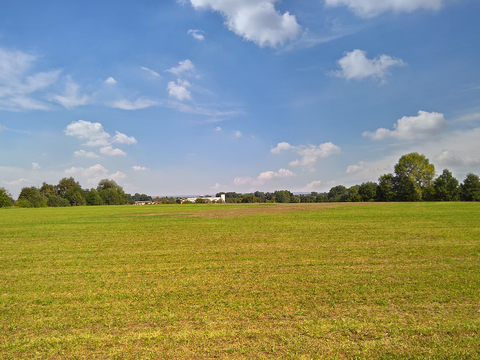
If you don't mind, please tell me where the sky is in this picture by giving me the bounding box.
[1,0,480,198]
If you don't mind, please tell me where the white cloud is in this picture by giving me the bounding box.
[272,141,341,169]
[133,166,149,171]
[188,0,301,48]
[210,182,223,189]
[4,178,29,186]
[0,46,60,111]
[346,162,365,174]
[271,142,293,154]
[110,171,127,181]
[32,163,41,170]
[234,130,242,138]
[141,67,161,78]
[455,112,480,123]
[215,126,222,131]
[332,49,404,83]
[166,60,195,76]
[325,0,444,17]
[113,131,137,145]
[65,120,111,147]
[234,168,295,187]
[434,150,480,168]
[65,120,136,156]
[110,97,160,110]
[363,111,448,141]
[51,78,92,109]
[99,146,126,156]
[105,77,117,85]
[74,150,100,158]
[188,29,205,41]
[167,79,192,101]
[65,164,109,184]
[303,180,322,190]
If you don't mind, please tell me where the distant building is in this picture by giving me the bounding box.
[184,194,225,203]
[135,201,154,205]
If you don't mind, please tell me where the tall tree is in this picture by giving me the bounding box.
[0,187,13,208]
[393,152,435,201]
[376,174,396,202]
[459,173,480,201]
[358,182,378,202]
[434,169,459,201]
[18,186,47,208]
[57,177,81,198]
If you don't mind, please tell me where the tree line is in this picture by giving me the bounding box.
[1,152,480,208]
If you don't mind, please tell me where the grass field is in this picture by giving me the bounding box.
[1,202,479,359]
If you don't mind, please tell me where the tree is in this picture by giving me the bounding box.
[434,169,459,201]
[328,185,349,202]
[18,186,47,208]
[66,188,86,206]
[394,152,435,201]
[459,173,480,201]
[57,177,81,198]
[40,182,56,198]
[47,195,71,207]
[376,174,396,202]
[358,182,378,202]
[97,179,127,205]
[0,187,13,208]
[85,189,104,206]
[241,193,257,203]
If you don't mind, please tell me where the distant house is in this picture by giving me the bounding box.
[134,201,154,205]
[183,194,226,203]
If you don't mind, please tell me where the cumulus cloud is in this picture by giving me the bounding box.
[141,67,161,78]
[74,150,100,158]
[65,164,110,184]
[32,163,41,170]
[434,150,480,168]
[234,130,242,138]
[0,46,60,111]
[65,120,111,147]
[234,168,295,186]
[113,131,137,145]
[99,146,126,156]
[5,178,29,186]
[304,180,322,190]
[166,60,195,76]
[272,141,341,169]
[133,166,149,171]
[65,120,136,156]
[110,171,127,180]
[332,49,404,83]
[105,77,117,85]
[210,182,223,189]
[325,0,444,17]
[188,29,205,41]
[167,79,192,101]
[110,97,160,110]
[188,0,301,48]
[363,111,448,141]
[346,162,365,174]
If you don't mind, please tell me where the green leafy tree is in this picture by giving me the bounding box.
[328,185,349,202]
[40,182,56,198]
[47,195,71,207]
[393,152,435,201]
[85,189,104,206]
[434,169,459,201]
[57,177,81,198]
[459,173,480,201]
[66,188,86,206]
[376,174,396,201]
[18,186,47,208]
[358,182,378,202]
[0,187,13,208]
[241,193,257,203]
[97,179,127,205]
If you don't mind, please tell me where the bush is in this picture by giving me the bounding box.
[48,195,71,207]
[15,199,32,208]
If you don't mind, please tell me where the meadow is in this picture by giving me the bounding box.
[0,202,479,359]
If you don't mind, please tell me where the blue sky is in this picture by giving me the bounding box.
[1,0,480,197]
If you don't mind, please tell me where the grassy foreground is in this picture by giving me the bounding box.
[0,203,479,359]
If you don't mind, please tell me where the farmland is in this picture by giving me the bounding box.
[1,203,479,359]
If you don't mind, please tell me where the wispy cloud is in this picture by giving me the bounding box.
[188,29,205,41]
[141,67,161,78]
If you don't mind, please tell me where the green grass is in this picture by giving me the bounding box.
[0,202,479,359]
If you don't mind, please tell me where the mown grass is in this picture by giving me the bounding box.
[0,202,479,359]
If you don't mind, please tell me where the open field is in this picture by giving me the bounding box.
[1,202,479,359]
